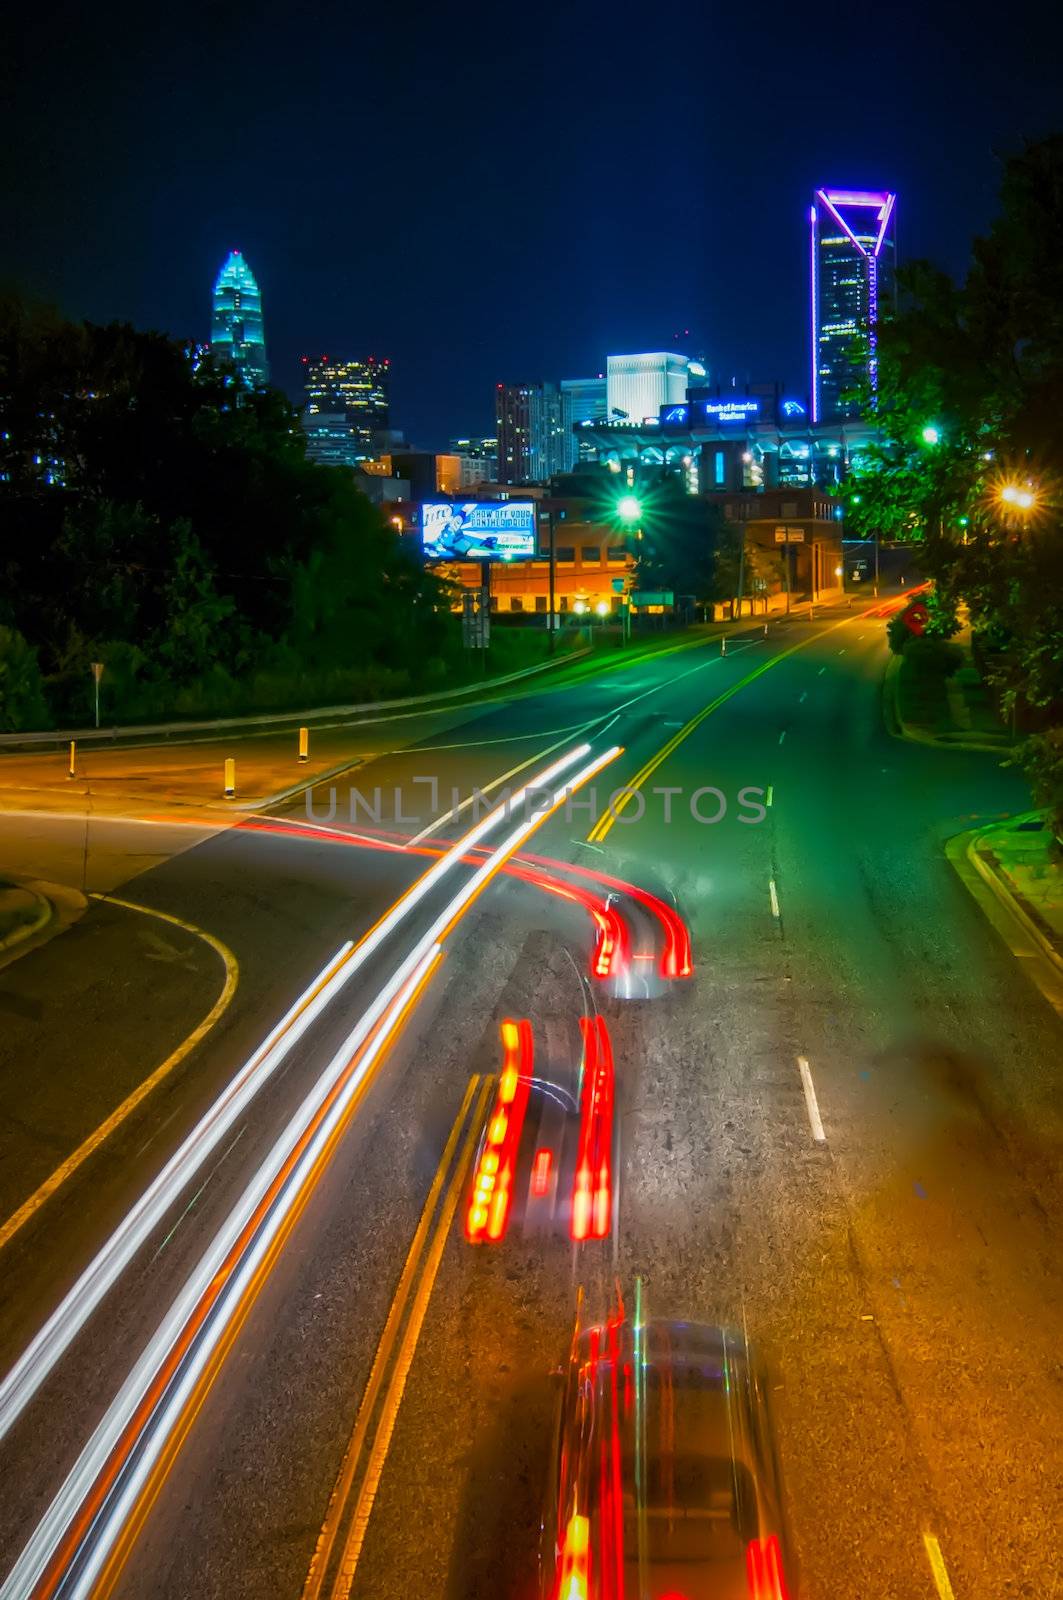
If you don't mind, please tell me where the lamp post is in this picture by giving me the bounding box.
[616,495,642,647]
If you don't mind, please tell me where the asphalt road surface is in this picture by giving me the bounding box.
[0,591,1059,1600]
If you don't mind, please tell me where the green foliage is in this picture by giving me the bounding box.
[634,477,727,601]
[845,135,1063,767]
[0,626,50,732]
[886,612,911,656]
[0,291,449,725]
[1016,729,1063,838]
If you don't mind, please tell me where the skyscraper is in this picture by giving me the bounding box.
[300,355,390,465]
[210,251,269,388]
[810,188,897,422]
[560,376,607,469]
[495,381,566,484]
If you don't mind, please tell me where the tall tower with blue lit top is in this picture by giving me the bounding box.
[210,250,269,388]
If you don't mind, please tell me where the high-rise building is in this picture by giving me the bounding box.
[301,355,390,464]
[605,353,695,426]
[450,437,499,487]
[810,188,897,422]
[495,382,566,484]
[560,377,607,469]
[210,251,269,388]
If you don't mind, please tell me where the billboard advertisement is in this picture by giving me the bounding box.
[422,500,537,562]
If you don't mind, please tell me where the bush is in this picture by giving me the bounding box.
[1017,729,1063,840]
[904,635,965,676]
[0,626,51,731]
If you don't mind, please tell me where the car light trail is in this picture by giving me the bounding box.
[465,1020,533,1243]
[0,741,597,1447]
[1,742,621,1600]
[3,941,440,1600]
[571,1015,615,1242]
[246,820,692,984]
[746,1533,790,1598]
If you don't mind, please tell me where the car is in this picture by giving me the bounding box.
[541,1307,793,1599]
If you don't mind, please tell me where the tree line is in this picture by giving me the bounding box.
[0,294,450,730]
[841,135,1063,830]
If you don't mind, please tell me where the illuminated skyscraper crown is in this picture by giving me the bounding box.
[210,250,269,388]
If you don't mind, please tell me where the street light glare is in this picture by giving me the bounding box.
[921,424,941,445]
[617,495,642,523]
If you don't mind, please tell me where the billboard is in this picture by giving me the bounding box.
[422,500,537,562]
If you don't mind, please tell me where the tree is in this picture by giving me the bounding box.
[839,136,1063,807]
[634,477,727,601]
[0,627,50,732]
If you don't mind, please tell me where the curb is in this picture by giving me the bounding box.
[0,884,53,957]
[945,822,1063,1017]
[964,814,1063,972]
[882,653,1014,755]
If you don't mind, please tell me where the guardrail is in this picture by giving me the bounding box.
[0,647,591,753]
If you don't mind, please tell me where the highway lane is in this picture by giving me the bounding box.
[0,618,822,1593]
[3,597,1058,1598]
[0,630,771,1593]
[281,609,1059,1600]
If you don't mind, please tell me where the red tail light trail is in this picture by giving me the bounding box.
[465,1019,532,1244]
[571,1016,615,1242]
[746,1534,790,1599]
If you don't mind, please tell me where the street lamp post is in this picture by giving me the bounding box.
[545,506,557,653]
[616,495,642,648]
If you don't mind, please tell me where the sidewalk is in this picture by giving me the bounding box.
[971,812,1063,959]
[947,812,1063,1017]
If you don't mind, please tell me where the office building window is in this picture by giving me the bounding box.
[510,596,523,611]
[555,547,575,563]
[534,595,547,612]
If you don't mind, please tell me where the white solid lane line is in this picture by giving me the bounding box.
[769,880,780,919]
[0,740,595,1444]
[797,1056,827,1143]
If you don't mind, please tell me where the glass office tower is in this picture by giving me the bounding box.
[810,189,896,422]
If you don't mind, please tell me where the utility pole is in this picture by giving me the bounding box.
[547,507,556,653]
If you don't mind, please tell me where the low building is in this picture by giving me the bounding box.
[704,487,844,600]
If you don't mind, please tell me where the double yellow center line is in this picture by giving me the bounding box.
[587,616,852,844]
[301,1074,492,1600]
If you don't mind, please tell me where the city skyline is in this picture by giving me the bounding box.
[6,0,1059,450]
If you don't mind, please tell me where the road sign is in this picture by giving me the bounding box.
[903,600,930,636]
[611,577,626,594]
[629,591,674,606]
[774,527,805,543]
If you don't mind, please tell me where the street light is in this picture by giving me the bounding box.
[921,424,942,446]
[617,495,642,523]
[595,600,610,617]
[999,482,1036,511]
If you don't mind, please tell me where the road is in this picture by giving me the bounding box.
[0,591,1059,1600]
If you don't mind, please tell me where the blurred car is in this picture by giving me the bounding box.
[541,1311,793,1599]
[464,1015,619,1246]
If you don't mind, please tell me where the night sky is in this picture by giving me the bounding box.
[5,0,1061,448]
